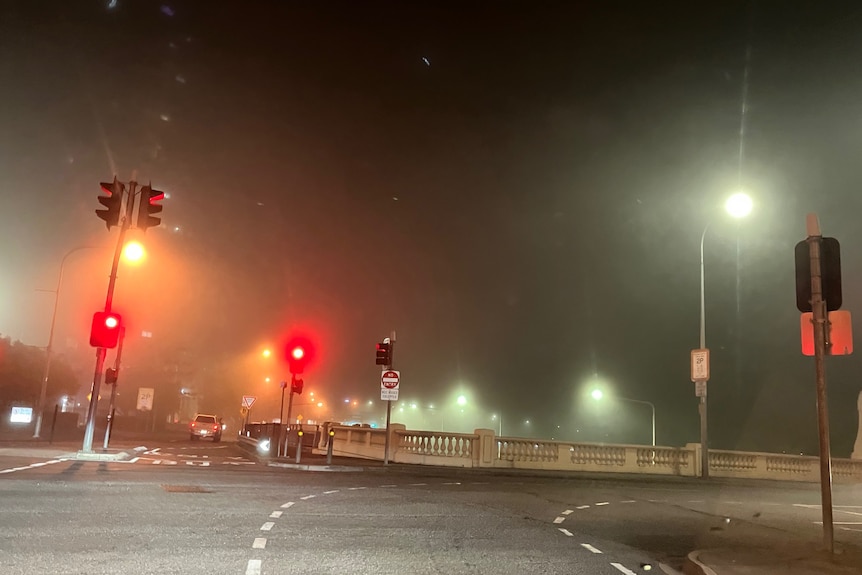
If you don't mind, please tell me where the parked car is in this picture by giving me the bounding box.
[189,414,222,442]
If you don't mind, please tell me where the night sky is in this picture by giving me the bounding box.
[3,1,862,454]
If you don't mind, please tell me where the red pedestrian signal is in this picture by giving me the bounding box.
[96,178,125,230]
[137,184,165,231]
[89,311,123,349]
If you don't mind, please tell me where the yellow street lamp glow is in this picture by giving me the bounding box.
[725,192,753,219]
[262,349,272,358]
[122,241,145,262]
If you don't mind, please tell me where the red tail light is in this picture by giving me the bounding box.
[212,425,219,431]
[191,422,196,428]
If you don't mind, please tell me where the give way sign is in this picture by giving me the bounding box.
[380,370,400,401]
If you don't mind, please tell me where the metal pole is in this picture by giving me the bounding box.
[278,382,286,456]
[699,224,710,479]
[103,326,125,449]
[83,180,135,453]
[807,213,834,554]
[295,431,303,464]
[35,246,100,438]
[383,330,395,466]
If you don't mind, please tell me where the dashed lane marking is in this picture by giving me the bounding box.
[575,505,590,510]
[558,528,573,537]
[581,543,602,554]
[595,502,609,506]
[610,563,638,574]
[252,538,266,549]
[323,490,339,494]
[269,511,282,519]
[260,522,274,531]
[553,516,566,524]
[561,510,573,515]
[300,495,316,500]
[245,559,261,575]
[280,502,294,509]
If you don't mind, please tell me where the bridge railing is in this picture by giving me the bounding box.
[312,424,862,482]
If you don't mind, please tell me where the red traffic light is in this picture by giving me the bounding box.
[89,311,123,349]
[291,346,305,360]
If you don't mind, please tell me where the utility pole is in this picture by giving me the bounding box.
[82,180,136,453]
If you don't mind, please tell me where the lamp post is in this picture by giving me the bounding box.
[491,414,503,436]
[698,191,752,478]
[590,389,656,446]
[34,246,104,438]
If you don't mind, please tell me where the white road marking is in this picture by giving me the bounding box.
[442,482,461,485]
[409,483,428,486]
[576,505,590,510]
[581,544,603,554]
[348,487,367,490]
[558,528,573,537]
[561,509,573,515]
[300,495,316,500]
[185,461,210,466]
[269,511,282,518]
[595,502,609,506]
[252,538,267,549]
[620,500,636,503]
[688,500,704,503]
[28,462,48,467]
[260,522,275,531]
[323,490,339,494]
[380,484,398,488]
[553,517,566,524]
[127,457,140,463]
[610,563,638,574]
[245,559,261,575]
[281,502,295,509]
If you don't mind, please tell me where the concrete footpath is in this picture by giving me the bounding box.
[684,543,862,575]
[4,437,862,574]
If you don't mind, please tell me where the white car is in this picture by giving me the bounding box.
[189,414,223,442]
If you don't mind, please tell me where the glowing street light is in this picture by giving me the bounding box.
[456,395,467,407]
[591,388,656,447]
[262,349,272,358]
[698,191,753,478]
[122,240,145,262]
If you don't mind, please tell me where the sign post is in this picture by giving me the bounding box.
[381,331,396,466]
[690,348,710,478]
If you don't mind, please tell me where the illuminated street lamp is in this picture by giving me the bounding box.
[456,395,467,407]
[262,348,272,358]
[121,240,145,262]
[698,191,753,477]
[591,388,656,446]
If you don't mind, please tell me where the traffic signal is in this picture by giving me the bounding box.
[96,178,125,230]
[89,311,123,349]
[290,375,304,395]
[105,367,119,385]
[287,345,307,375]
[137,184,165,231]
[376,341,391,366]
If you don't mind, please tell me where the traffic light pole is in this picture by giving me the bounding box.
[82,181,136,453]
[383,330,396,466]
[102,327,126,449]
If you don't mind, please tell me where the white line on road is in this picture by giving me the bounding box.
[245,559,261,575]
[348,487,367,490]
[252,538,267,549]
[260,522,275,531]
[562,509,573,515]
[281,502,295,509]
[610,562,638,574]
[269,511,282,518]
[442,482,461,485]
[553,517,566,524]
[688,500,704,503]
[323,490,339,494]
[595,502,609,506]
[620,500,636,503]
[581,544,602,554]
[576,505,590,510]
[558,528,573,537]
[300,495,316,500]
[409,483,428,486]
[380,484,398,488]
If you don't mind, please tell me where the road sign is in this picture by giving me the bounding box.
[381,370,400,401]
[801,310,853,356]
[137,388,155,411]
[695,381,707,397]
[242,395,257,409]
[690,349,709,382]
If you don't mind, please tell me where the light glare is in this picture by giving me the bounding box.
[725,192,753,219]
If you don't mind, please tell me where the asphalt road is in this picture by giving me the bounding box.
[1,437,861,575]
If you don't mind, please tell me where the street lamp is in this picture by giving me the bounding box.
[34,246,106,438]
[698,191,752,478]
[591,388,656,446]
[491,413,503,436]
